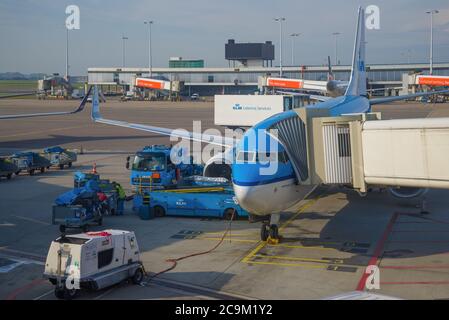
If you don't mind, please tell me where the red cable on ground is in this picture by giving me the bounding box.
[146,210,236,281]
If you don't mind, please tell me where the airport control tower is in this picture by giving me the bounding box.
[225,39,275,68]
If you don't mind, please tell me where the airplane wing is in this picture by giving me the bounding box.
[0,86,92,120]
[91,86,236,147]
[276,90,332,102]
[369,89,449,105]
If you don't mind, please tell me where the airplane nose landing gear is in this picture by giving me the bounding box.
[260,213,281,244]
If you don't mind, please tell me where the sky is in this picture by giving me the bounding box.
[0,0,448,75]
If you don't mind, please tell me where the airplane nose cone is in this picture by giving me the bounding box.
[233,183,269,215]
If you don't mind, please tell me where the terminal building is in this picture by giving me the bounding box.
[87,40,449,96]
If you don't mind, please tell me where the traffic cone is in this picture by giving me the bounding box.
[92,162,97,174]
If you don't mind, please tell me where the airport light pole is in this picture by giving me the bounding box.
[332,32,341,66]
[290,33,301,66]
[274,17,286,77]
[426,10,439,75]
[65,27,69,80]
[122,35,129,68]
[144,20,154,77]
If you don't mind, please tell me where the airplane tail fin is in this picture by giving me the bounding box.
[344,7,367,97]
[327,56,334,81]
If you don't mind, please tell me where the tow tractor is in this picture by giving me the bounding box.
[52,172,119,232]
[43,230,144,299]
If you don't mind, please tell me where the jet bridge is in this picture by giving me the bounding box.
[293,109,449,193]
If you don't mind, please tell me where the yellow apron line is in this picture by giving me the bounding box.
[241,242,266,263]
[242,259,327,269]
[240,197,321,264]
[278,196,321,232]
[253,254,343,265]
[267,242,341,250]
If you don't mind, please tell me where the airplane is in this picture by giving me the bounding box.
[0,86,92,120]
[268,56,347,99]
[277,55,403,102]
[90,7,449,241]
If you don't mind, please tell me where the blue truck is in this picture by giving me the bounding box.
[145,186,249,220]
[126,145,203,191]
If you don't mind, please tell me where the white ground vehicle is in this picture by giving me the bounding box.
[43,229,144,299]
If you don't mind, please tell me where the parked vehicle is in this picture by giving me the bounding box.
[42,146,77,169]
[52,190,103,233]
[43,230,144,299]
[11,151,51,175]
[127,144,203,191]
[0,157,19,180]
[146,186,249,220]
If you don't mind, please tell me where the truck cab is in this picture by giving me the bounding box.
[126,145,202,191]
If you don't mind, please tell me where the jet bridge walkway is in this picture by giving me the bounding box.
[288,109,449,193]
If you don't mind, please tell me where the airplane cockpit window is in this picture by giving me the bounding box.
[256,151,289,163]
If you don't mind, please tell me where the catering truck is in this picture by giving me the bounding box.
[214,94,304,128]
[126,145,203,191]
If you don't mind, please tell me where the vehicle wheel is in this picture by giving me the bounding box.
[15,171,21,176]
[260,223,269,241]
[59,164,64,170]
[132,267,144,284]
[40,167,45,173]
[269,225,279,240]
[68,162,73,168]
[153,206,166,217]
[29,169,35,175]
[54,287,65,299]
[6,173,12,180]
[63,288,78,300]
[59,225,66,233]
[223,208,237,221]
[82,225,89,232]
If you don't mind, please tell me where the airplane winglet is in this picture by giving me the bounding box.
[72,86,93,114]
[91,85,101,121]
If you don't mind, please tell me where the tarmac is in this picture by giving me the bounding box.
[1,98,449,300]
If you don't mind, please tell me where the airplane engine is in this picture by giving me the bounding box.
[326,80,347,97]
[388,187,428,199]
[203,149,233,181]
[326,80,338,94]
